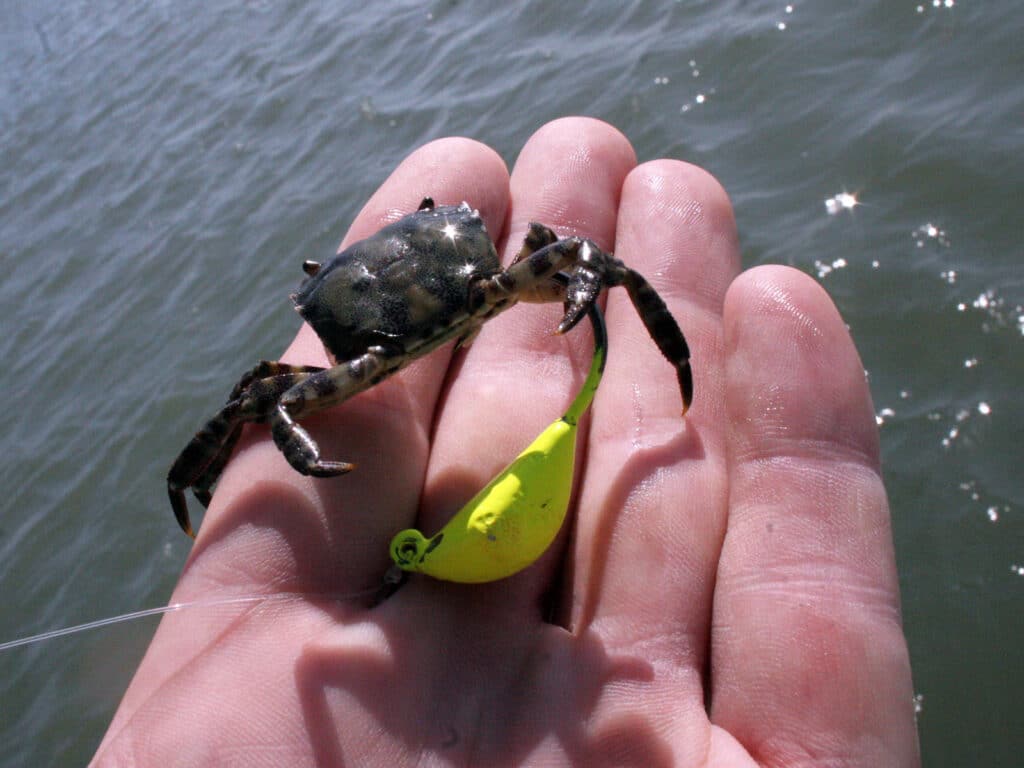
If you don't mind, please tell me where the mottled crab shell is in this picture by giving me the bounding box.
[291,203,500,364]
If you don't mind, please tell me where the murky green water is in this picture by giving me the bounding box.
[1,1,1021,765]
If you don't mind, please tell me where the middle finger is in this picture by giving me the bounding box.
[408,117,638,612]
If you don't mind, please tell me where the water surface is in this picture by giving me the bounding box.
[1,2,1021,765]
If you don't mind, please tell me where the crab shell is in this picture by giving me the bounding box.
[292,203,500,365]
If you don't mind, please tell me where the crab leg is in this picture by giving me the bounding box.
[484,237,609,311]
[227,361,326,401]
[484,236,693,414]
[190,362,327,506]
[268,345,407,478]
[167,363,324,537]
[510,222,559,266]
[620,266,693,413]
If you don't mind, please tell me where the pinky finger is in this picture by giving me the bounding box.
[710,266,920,767]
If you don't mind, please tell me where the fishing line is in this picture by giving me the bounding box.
[0,588,375,653]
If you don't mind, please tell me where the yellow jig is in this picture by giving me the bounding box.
[388,304,607,583]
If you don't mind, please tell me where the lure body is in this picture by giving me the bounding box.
[389,303,606,583]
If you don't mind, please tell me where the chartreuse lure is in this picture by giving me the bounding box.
[388,304,607,583]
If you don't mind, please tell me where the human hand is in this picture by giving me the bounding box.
[94,118,919,766]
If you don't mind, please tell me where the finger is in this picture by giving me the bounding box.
[564,161,740,752]
[711,266,919,765]
[411,117,636,609]
[180,138,510,598]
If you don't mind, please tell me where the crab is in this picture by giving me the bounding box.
[168,198,692,538]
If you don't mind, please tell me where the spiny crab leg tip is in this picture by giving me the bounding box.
[678,363,694,418]
[174,508,195,538]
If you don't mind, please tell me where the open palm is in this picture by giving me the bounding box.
[94,118,918,767]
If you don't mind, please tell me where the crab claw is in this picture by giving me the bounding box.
[556,265,602,335]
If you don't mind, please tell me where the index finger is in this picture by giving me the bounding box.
[178,138,510,598]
